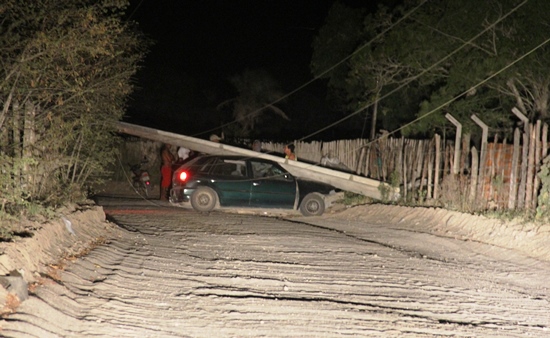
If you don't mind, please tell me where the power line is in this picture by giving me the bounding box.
[182,0,536,174]
[303,2,549,165]
[263,35,550,178]
[194,0,429,138]
[126,0,146,21]
[392,36,550,140]
[253,0,542,171]
[298,0,529,143]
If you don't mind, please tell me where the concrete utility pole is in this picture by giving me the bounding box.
[445,114,462,175]
[471,114,489,199]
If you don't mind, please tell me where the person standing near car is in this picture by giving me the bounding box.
[177,146,190,163]
[209,134,222,143]
[160,143,175,201]
[284,143,297,161]
[252,139,262,152]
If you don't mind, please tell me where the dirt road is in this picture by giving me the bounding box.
[1,197,549,337]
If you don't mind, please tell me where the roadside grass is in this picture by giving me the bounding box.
[338,191,371,206]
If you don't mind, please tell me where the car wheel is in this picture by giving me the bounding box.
[191,186,218,212]
[299,193,325,216]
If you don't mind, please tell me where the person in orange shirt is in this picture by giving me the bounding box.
[160,143,175,201]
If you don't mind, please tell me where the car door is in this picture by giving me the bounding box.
[248,160,296,208]
[209,159,252,207]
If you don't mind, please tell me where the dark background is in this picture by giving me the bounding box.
[125,1,376,141]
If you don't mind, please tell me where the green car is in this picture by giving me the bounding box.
[170,155,336,216]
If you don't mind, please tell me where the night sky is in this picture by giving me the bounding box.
[125,1,372,141]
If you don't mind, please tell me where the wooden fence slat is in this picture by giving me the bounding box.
[525,124,536,209]
[508,128,520,209]
[543,124,548,160]
[517,128,529,208]
[403,140,409,198]
[443,141,449,177]
[434,134,441,200]
[494,134,498,201]
[470,146,479,202]
[461,133,470,175]
[496,138,505,207]
[413,140,424,195]
[427,138,434,199]
[533,120,542,209]
[420,140,429,194]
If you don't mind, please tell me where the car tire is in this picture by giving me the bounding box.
[299,193,325,216]
[191,186,218,212]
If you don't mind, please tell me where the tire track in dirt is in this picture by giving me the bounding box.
[2,206,549,337]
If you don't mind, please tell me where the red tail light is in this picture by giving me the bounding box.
[178,171,188,182]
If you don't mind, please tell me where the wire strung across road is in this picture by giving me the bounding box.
[195,0,429,140]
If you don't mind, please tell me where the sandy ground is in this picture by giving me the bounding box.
[0,182,549,316]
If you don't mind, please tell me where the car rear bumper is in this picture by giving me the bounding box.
[170,186,195,203]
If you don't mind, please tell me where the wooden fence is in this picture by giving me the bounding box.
[263,121,549,212]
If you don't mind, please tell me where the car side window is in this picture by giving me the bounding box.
[208,159,224,176]
[210,159,247,177]
[251,161,271,178]
[251,161,289,180]
[270,166,286,178]
[229,160,247,177]
[188,157,217,173]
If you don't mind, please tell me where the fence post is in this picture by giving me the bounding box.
[533,120,542,209]
[490,134,499,200]
[470,146,479,202]
[508,128,521,209]
[434,134,441,200]
[512,107,530,133]
[356,143,366,175]
[471,115,488,201]
[427,138,434,199]
[543,123,548,160]
[525,124,537,209]
[512,107,529,209]
[445,114,462,175]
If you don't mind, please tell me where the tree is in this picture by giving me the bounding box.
[311,0,550,138]
[404,0,550,136]
[0,0,147,212]
[311,2,427,139]
[217,69,290,139]
[310,2,366,112]
[483,0,550,121]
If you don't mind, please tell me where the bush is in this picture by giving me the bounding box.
[0,0,147,238]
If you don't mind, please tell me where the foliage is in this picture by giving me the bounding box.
[310,3,366,97]
[378,170,401,202]
[217,69,290,138]
[0,156,56,241]
[339,191,370,206]
[311,0,550,139]
[0,0,147,223]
